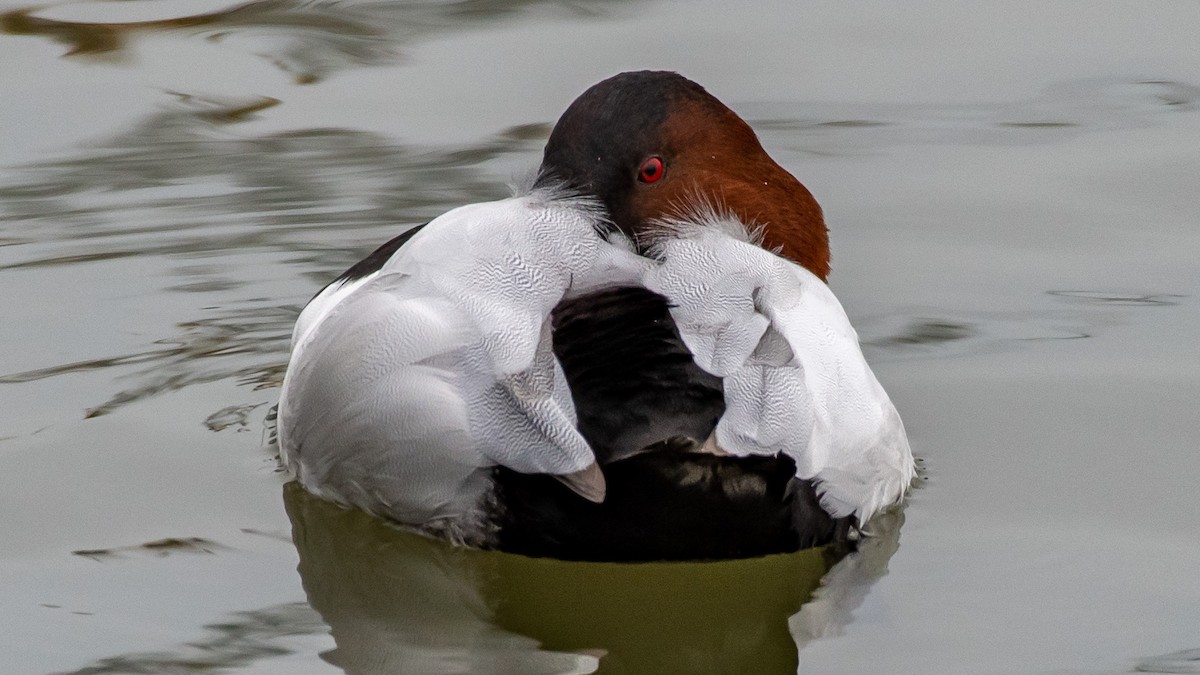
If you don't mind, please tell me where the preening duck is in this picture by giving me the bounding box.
[278,71,913,561]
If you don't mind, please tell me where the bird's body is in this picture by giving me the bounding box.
[277,71,914,560]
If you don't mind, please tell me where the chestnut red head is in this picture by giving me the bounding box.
[537,71,830,280]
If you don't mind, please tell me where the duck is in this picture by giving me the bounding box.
[277,71,914,562]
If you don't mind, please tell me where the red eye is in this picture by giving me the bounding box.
[638,156,665,183]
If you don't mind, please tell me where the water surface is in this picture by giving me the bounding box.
[3,1,1200,673]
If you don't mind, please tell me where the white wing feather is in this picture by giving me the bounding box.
[279,189,644,524]
[643,216,914,523]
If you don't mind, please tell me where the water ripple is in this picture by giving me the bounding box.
[1,95,546,417]
[1,0,633,83]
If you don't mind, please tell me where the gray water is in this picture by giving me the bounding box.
[3,1,1199,673]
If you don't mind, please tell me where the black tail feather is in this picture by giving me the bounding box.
[492,449,854,562]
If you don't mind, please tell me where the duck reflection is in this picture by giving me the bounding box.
[284,482,905,674]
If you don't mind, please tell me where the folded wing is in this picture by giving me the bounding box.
[279,189,642,522]
[643,216,914,523]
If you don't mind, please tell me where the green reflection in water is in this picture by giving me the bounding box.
[284,482,847,674]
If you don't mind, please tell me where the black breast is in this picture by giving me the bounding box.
[550,286,724,464]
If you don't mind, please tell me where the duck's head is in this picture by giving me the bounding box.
[537,70,830,280]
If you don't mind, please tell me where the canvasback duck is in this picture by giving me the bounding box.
[278,71,913,561]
